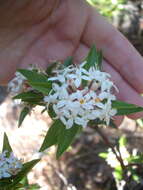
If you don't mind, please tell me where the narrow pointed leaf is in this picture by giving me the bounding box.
[128,155,143,163]
[84,45,97,70]
[18,69,52,94]
[99,152,108,159]
[63,56,73,67]
[84,45,102,70]
[48,105,56,119]
[97,50,103,70]
[119,136,127,147]
[13,91,43,103]
[14,183,24,189]
[8,159,40,188]
[39,120,62,152]
[0,179,13,188]
[56,124,82,159]
[29,81,52,94]
[18,69,47,82]
[114,168,123,181]
[18,107,30,127]
[21,177,29,186]
[112,100,143,115]
[2,133,13,156]
[46,62,58,76]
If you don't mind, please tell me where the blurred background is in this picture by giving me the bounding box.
[0,0,143,189]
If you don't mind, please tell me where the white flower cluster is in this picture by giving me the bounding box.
[8,66,34,96]
[106,146,130,169]
[106,147,138,190]
[44,62,117,129]
[8,72,26,96]
[106,147,138,169]
[0,151,22,179]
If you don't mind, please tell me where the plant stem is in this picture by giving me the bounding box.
[94,125,126,170]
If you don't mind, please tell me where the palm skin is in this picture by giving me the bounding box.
[0,0,143,124]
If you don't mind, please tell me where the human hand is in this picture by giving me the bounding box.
[0,0,143,123]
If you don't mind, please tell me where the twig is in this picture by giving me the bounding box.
[94,125,126,170]
[48,163,77,190]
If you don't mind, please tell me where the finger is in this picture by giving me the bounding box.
[74,43,89,63]
[82,5,143,93]
[103,61,143,120]
[113,116,124,126]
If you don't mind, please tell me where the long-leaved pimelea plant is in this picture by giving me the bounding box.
[0,133,40,190]
[7,45,143,159]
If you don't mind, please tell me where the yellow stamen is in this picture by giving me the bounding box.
[95,98,101,103]
[80,99,85,104]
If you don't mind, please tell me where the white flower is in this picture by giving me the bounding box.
[106,146,130,169]
[50,83,69,100]
[99,101,117,125]
[8,65,39,96]
[71,90,94,110]
[44,93,58,105]
[106,148,118,168]
[48,75,66,83]
[67,64,90,88]
[44,63,118,129]
[101,80,115,92]
[85,110,102,120]
[62,115,74,129]
[0,151,22,179]
[88,67,110,82]
[75,117,88,128]
[8,72,26,96]
[98,92,116,101]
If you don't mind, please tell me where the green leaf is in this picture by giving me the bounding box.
[84,45,102,70]
[114,165,123,181]
[29,81,52,94]
[20,177,40,189]
[128,155,143,163]
[132,174,140,183]
[2,133,13,156]
[112,100,143,115]
[0,178,12,188]
[18,69,47,83]
[13,91,43,103]
[97,50,103,70]
[128,167,140,182]
[46,62,58,76]
[56,124,82,159]
[14,183,24,189]
[20,177,29,186]
[99,152,108,159]
[26,184,40,189]
[48,105,56,119]
[84,45,96,70]
[18,69,52,94]
[39,120,62,152]
[119,135,127,148]
[63,56,73,67]
[18,107,30,127]
[8,159,40,188]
